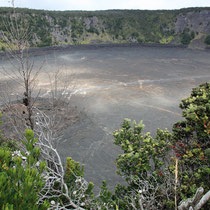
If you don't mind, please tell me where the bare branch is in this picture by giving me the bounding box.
[178,187,210,210]
[195,190,210,210]
[34,108,90,209]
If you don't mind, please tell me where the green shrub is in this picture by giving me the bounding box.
[0,127,49,209]
[205,35,210,45]
[171,83,210,199]
[181,33,191,45]
[113,120,171,178]
[113,82,210,209]
[113,119,173,208]
[1,46,6,51]
[180,28,195,45]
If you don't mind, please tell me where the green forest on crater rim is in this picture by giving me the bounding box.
[0,7,210,49]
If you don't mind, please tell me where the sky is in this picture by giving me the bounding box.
[0,0,210,11]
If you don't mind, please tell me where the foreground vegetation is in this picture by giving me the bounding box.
[0,82,209,209]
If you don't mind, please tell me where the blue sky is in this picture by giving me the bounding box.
[0,0,210,11]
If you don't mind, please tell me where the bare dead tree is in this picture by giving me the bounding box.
[34,108,92,209]
[0,0,43,131]
[45,56,76,109]
[27,56,78,148]
[122,173,174,210]
[0,2,89,209]
[178,187,210,210]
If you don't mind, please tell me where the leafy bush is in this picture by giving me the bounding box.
[113,120,174,209]
[205,35,210,45]
[113,82,210,209]
[0,128,49,209]
[171,83,210,199]
[113,120,171,178]
[180,28,195,45]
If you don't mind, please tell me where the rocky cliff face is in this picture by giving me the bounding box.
[0,7,210,49]
[175,10,210,34]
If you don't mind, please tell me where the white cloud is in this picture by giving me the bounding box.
[0,0,209,10]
